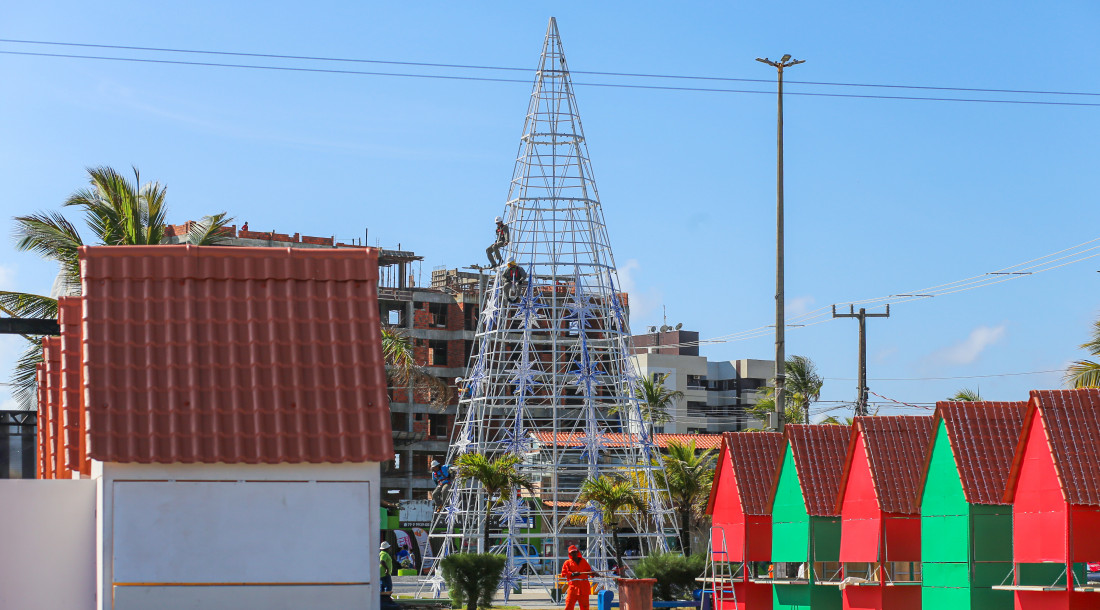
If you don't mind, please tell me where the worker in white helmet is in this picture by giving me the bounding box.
[486,215,509,268]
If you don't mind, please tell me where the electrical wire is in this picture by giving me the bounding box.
[656,236,1100,350]
[826,369,1063,381]
[3,45,1100,107]
[3,38,1100,99]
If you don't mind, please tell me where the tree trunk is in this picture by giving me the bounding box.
[483,495,493,553]
[679,506,692,555]
[612,527,624,577]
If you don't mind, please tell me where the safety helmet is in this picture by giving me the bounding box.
[380,541,391,550]
[568,545,580,554]
[495,216,503,223]
[506,260,517,267]
[431,460,441,468]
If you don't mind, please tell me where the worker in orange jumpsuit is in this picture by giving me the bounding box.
[561,545,596,610]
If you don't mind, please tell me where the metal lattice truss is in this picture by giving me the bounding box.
[424,18,671,598]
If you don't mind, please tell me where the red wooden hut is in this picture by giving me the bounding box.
[999,389,1100,608]
[835,416,933,610]
[705,431,785,610]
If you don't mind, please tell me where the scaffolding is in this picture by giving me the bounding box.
[423,17,671,599]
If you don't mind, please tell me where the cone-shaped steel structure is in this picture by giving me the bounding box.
[423,17,671,598]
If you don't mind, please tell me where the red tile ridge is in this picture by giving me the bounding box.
[1003,389,1100,506]
[922,400,1027,506]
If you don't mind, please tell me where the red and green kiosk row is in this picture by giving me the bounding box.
[704,388,1100,610]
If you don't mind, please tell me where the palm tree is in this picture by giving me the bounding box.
[820,414,855,426]
[381,325,454,408]
[611,373,684,435]
[948,388,982,401]
[1065,319,1100,388]
[5,166,231,409]
[653,440,716,555]
[571,474,650,572]
[453,453,534,552]
[748,355,824,424]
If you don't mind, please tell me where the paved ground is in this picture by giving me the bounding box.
[391,575,570,609]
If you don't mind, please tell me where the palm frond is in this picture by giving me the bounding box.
[0,292,58,319]
[11,338,44,410]
[186,212,234,246]
[12,211,84,284]
[1065,359,1100,389]
[948,388,982,401]
[1079,319,1100,357]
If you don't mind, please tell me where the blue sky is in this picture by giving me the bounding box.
[2,2,1099,416]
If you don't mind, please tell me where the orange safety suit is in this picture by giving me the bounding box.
[561,556,593,610]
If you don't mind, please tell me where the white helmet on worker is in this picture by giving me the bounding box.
[380,541,390,550]
[495,216,503,223]
[431,460,441,468]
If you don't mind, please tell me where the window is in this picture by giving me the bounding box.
[429,414,449,438]
[428,340,448,366]
[429,302,449,327]
[686,375,707,389]
[464,305,479,330]
[687,401,707,415]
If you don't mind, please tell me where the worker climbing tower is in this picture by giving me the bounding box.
[424,17,671,598]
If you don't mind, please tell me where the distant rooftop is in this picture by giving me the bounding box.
[163,221,422,267]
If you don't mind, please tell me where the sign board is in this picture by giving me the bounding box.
[399,499,434,527]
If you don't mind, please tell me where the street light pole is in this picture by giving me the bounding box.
[757,54,804,432]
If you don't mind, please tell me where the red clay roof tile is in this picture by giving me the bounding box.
[80,245,393,465]
[41,336,67,479]
[853,415,934,514]
[1009,389,1100,506]
[58,297,86,475]
[935,401,1026,505]
[786,424,851,516]
[722,431,785,516]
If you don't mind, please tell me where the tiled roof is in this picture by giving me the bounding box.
[531,431,722,449]
[935,401,1026,505]
[785,424,851,516]
[847,416,934,514]
[1004,389,1100,506]
[80,245,393,465]
[58,297,87,475]
[39,337,66,479]
[722,431,785,516]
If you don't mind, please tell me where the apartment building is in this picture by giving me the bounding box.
[631,329,771,433]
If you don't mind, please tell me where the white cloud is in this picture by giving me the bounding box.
[617,258,663,324]
[786,295,815,318]
[930,324,1007,366]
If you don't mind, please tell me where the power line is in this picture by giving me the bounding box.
[826,369,1064,381]
[3,47,1100,108]
[660,237,1100,350]
[3,38,1099,99]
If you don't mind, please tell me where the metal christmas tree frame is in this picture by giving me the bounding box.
[424,17,671,598]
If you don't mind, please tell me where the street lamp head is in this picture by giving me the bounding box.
[755,57,769,64]
[781,54,792,62]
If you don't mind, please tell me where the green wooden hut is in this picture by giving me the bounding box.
[770,424,851,610]
[919,401,1026,608]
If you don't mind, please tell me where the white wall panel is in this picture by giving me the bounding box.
[111,480,372,584]
[0,479,96,610]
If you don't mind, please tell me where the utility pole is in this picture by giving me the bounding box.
[832,304,891,416]
[757,54,804,432]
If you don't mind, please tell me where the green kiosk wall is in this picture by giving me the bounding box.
[919,403,1025,609]
[771,425,849,610]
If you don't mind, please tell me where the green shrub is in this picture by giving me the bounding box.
[633,553,706,601]
[440,553,507,610]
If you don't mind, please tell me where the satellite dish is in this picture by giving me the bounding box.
[660,325,671,332]
[648,326,657,333]
[675,323,683,330]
